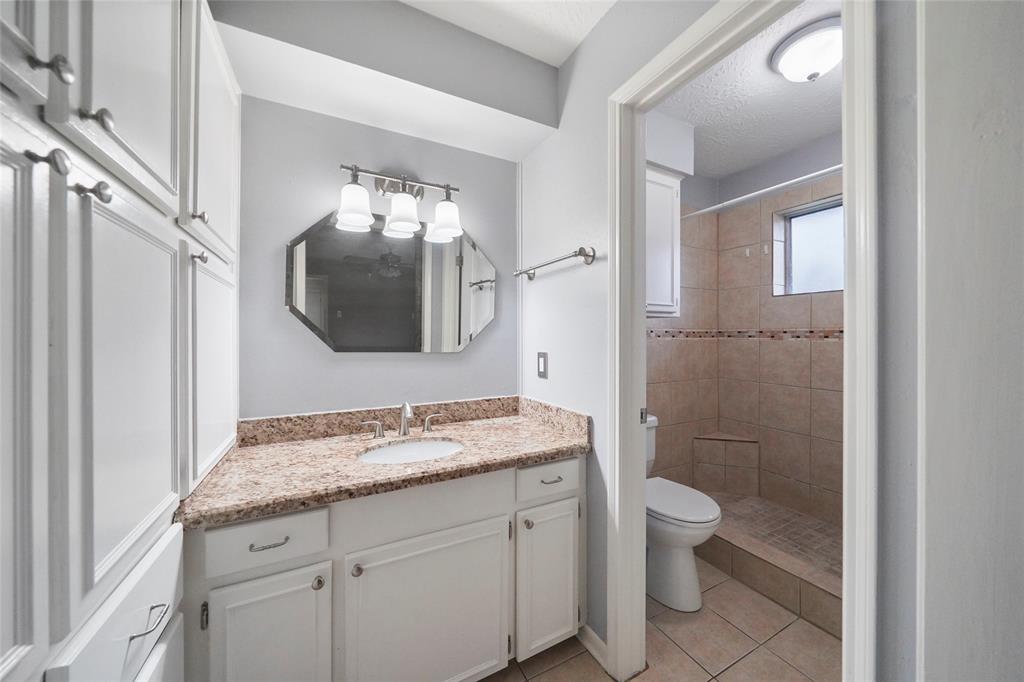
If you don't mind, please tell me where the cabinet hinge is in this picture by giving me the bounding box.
[200,601,209,631]
[578,606,581,624]
[578,501,581,518]
[508,635,512,655]
[509,520,513,540]
[456,255,464,267]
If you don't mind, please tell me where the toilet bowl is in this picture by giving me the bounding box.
[644,416,722,612]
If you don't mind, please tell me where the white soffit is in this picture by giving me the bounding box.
[402,0,615,67]
[217,22,556,162]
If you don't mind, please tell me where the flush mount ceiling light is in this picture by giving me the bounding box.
[769,15,842,83]
[338,163,462,240]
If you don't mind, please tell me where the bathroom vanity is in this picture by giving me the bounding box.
[176,400,590,681]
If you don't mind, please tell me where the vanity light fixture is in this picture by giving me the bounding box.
[769,15,842,83]
[338,163,462,240]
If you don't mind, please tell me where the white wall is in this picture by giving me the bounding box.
[238,97,518,418]
[645,110,694,176]
[716,130,841,202]
[520,0,715,641]
[917,1,1024,678]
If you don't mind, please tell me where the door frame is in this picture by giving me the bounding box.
[604,2,877,680]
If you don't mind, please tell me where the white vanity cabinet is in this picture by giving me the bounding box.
[45,0,182,216]
[344,516,511,682]
[179,0,240,263]
[0,0,57,105]
[208,562,333,682]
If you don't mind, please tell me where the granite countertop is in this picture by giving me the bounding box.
[176,407,591,530]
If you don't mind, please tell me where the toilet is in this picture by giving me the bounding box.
[645,415,722,612]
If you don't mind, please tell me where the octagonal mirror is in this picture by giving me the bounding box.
[286,212,496,352]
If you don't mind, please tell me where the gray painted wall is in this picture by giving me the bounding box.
[716,130,841,202]
[210,0,557,127]
[520,0,716,642]
[646,110,694,176]
[681,174,719,211]
[238,96,518,418]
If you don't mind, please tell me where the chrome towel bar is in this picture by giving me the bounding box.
[515,246,596,280]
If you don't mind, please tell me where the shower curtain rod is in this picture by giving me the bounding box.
[681,164,843,220]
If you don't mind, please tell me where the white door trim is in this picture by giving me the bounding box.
[604,2,877,680]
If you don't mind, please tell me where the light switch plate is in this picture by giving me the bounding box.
[537,352,548,379]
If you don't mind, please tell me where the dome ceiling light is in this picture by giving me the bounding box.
[769,15,842,83]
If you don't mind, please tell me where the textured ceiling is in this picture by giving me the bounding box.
[401,0,614,67]
[655,0,842,179]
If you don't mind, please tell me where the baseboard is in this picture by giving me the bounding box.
[576,624,608,671]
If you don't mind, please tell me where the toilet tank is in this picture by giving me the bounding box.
[645,414,659,475]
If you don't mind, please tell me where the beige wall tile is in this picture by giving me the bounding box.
[648,338,671,383]
[695,438,725,464]
[700,418,719,434]
[759,427,811,482]
[719,201,760,250]
[810,389,842,441]
[683,212,718,250]
[647,381,675,425]
[678,288,705,330]
[761,241,774,285]
[732,547,800,613]
[695,536,733,574]
[719,379,759,424]
[718,338,759,380]
[761,471,812,513]
[667,339,698,381]
[809,486,842,525]
[658,464,693,486]
[810,291,843,328]
[759,384,811,434]
[811,172,843,201]
[701,249,718,289]
[810,437,842,492]
[682,246,702,289]
[810,340,843,390]
[761,184,813,219]
[674,380,702,423]
[694,463,726,492]
[719,287,759,330]
[719,245,761,290]
[726,441,759,468]
[759,339,811,387]
[760,287,811,329]
[698,379,719,420]
[718,418,759,440]
[697,339,718,379]
[725,465,760,496]
[800,582,842,639]
[699,288,718,329]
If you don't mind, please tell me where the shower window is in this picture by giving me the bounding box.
[773,199,844,295]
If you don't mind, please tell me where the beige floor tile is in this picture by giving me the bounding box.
[765,620,842,682]
[697,557,730,592]
[636,622,711,682]
[704,579,798,643]
[646,594,669,620]
[518,637,585,678]
[652,607,757,676]
[483,660,527,681]
[717,647,811,682]
[531,651,610,682]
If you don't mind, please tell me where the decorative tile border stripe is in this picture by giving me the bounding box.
[647,328,843,340]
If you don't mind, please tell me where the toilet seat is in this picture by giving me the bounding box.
[646,477,721,526]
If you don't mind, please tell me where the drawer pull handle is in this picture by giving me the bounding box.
[312,575,326,591]
[351,564,363,577]
[128,603,169,642]
[192,210,210,224]
[523,519,534,530]
[191,250,209,264]
[73,181,113,204]
[540,475,564,485]
[24,148,72,176]
[248,535,290,552]
[28,53,75,84]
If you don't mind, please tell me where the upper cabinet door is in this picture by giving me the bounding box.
[45,0,181,217]
[179,0,239,263]
[645,166,682,318]
[1,0,66,104]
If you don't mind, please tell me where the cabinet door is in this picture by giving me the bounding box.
[208,561,332,682]
[51,158,181,640]
[45,0,180,216]
[179,0,239,262]
[345,516,510,682]
[0,0,57,104]
[516,498,579,661]
[182,244,236,494]
[0,111,51,682]
[645,166,681,318]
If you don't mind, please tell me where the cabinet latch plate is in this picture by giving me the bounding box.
[200,601,209,631]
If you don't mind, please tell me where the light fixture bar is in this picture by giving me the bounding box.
[339,163,460,195]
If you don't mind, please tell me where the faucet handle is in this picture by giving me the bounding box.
[423,413,444,433]
[401,401,413,416]
[361,420,385,439]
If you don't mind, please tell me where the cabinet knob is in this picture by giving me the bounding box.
[351,564,364,577]
[28,53,75,85]
[80,107,116,133]
[523,519,534,530]
[73,181,113,204]
[191,250,209,264]
[24,148,72,176]
[192,210,210,225]
[312,576,326,591]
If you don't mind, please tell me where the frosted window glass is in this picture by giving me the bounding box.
[787,204,844,294]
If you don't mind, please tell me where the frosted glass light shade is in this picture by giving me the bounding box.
[335,219,370,233]
[383,220,415,239]
[423,223,454,244]
[771,17,842,83]
[338,182,373,226]
[387,192,420,232]
[432,199,463,238]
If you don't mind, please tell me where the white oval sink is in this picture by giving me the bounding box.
[358,439,463,465]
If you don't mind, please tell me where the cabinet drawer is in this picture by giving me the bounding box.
[516,459,579,503]
[204,508,329,578]
[47,524,183,682]
[134,611,183,682]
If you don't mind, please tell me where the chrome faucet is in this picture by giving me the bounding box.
[398,402,414,436]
